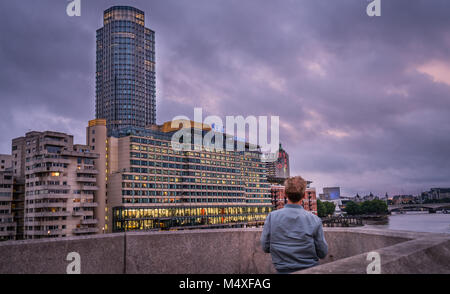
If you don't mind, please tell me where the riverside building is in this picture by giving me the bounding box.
[4,118,274,237]
[87,120,273,232]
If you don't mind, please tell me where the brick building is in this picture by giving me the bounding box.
[270,182,317,215]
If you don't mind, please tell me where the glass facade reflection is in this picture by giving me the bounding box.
[113,206,271,231]
[96,6,156,136]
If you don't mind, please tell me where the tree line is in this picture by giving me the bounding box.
[317,199,389,217]
[344,200,388,216]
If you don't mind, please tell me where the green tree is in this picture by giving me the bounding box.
[317,199,336,217]
[372,199,388,214]
[360,200,376,214]
[344,201,360,215]
[317,199,326,217]
[344,200,388,215]
[324,201,336,216]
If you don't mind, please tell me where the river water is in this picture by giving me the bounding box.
[364,211,450,234]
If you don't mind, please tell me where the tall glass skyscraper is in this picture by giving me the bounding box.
[96,6,156,136]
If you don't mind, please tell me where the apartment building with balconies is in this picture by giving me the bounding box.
[0,154,11,172]
[0,155,16,241]
[12,131,101,239]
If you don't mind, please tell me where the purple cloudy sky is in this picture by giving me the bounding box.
[0,0,449,196]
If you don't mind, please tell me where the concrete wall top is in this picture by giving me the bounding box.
[0,228,448,274]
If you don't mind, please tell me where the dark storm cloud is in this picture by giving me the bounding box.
[0,0,449,196]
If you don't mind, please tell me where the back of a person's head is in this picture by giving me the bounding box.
[284,176,307,203]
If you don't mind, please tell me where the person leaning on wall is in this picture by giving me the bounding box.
[261,176,328,274]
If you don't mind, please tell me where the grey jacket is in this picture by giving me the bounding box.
[260,204,328,272]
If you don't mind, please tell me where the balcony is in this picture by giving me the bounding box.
[79,202,98,208]
[0,230,16,237]
[26,194,72,201]
[24,220,63,226]
[27,185,69,191]
[26,202,66,209]
[27,211,71,218]
[76,177,97,183]
[25,229,62,236]
[73,227,99,234]
[30,166,65,174]
[81,219,98,225]
[72,210,93,217]
[43,139,67,147]
[81,185,99,191]
[0,204,11,210]
[76,169,98,175]
[0,228,448,274]
[31,158,70,165]
[62,150,98,159]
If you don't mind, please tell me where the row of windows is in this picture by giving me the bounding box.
[131,138,261,159]
[122,173,239,181]
[121,197,248,204]
[129,160,241,174]
[113,207,271,231]
[131,154,242,167]
[128,166,243,176]
[25,190,94,196]
[114,214,268,231]
[123,182,244,190]
[121,190,247,197]
[115,206,272,218]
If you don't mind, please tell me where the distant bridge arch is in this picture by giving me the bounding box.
[388,203,450,213]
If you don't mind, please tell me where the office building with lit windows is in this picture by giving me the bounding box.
[11,131,101,239]
[96,6,156,136]
[87,120,273,232]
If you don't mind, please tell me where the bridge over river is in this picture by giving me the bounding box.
[388,203,450,213]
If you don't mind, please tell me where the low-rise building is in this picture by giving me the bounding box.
[391,195,415,205]
[270,181,317,215]
[320,187,340,200]
[422,188,450,201]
